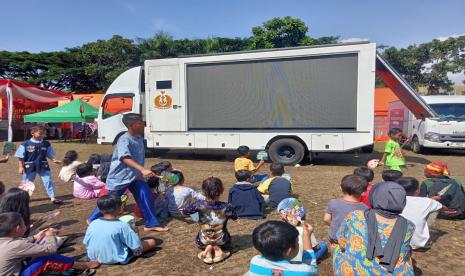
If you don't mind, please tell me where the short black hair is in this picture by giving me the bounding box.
[151,161,172,174]
[252,221,299,261]
[76,163,93,178]
[122,113,143,128]
[341,175,368,196]
[0,181,4,195]
[389,128,402,136]
[202,177,224,199]
[235,170,252,182]
[397,177,419,196]
[147,177,160,189]
[0,212,24,237]
[237,145,250,156]
[97,194,122,214]
[382,170,403,182]
[171,170,184,184]
[30,126,46,134]
[270,163,285,176]
[353,166,374,182]
[87,153,101,165]
[63,150,78,166]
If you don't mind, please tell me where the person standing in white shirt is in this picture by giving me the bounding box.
[398,177,445,249]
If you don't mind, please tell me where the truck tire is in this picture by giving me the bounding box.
[268,138,305,165]
[411,136,424,153]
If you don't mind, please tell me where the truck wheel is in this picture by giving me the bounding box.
[411,136,423,153]
[269,138,305,165]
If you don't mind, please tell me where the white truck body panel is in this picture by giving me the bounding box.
[97,42,431,162]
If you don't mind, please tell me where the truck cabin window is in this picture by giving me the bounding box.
[430,103,465,119]
[102,96,134,119]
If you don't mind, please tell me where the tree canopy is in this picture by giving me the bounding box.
[1,16,464,94]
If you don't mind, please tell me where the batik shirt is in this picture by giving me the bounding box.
[333,210,415,276]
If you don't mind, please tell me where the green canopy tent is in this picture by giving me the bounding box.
[24,98,99,123]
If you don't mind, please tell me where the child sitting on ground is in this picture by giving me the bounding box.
[58,150,82,183]
[323,175,368,244]
[182,177,237,264]
[257,163,294,208]
[234,145,267,183]
[248,221,318,275]
[277,198,328,261]
[353,166,375,208]
[420,162,465,219]
[0,181,4,196]
[84,195,157,264]
[166,170,205,218]
[228,170,265,219]
[73,163,105,199]
[0,212,98,275]
[379,128,406,171]
[398,177,444,250]
[382,169,403,182]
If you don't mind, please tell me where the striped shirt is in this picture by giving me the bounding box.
[248,250,317,276]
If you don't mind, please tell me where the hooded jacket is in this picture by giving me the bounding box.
[228,182,265,219]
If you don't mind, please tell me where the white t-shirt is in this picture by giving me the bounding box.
[58,161,82,183]
[401,196,442,248]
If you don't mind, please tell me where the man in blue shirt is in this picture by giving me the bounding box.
[88,113,168,232]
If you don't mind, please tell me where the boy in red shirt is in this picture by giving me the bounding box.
[353,166,374,208]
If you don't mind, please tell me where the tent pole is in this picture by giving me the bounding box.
[6,82,13,142]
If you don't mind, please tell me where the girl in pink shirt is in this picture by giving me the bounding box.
[73,163,105,199]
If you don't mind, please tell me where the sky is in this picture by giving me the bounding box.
[2,0,465,53]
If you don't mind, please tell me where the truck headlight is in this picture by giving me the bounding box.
[424,132,441,142]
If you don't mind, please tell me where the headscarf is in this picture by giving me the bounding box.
[424,162,450,177]
[277,198,306,227]
[365,182,408,273]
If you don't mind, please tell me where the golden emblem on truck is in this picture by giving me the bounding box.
[154,91,172,109]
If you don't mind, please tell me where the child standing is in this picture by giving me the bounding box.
[58,150,82,183]
[248,221,318,275]
[323,175,368,243]
[277,198,328,261]
[87,113,168,232]
[398,177,444,249]
[73,163,106,199]
[234,145,267,183]
[165,170,206,217]
[0,212,98,275]
[15,126,62,204]
[353,166,374,208]
[84,195,157,264]
[182,177,237,264]
[379,128,405,171]
[257,163,294,208]
[228,170,265,219]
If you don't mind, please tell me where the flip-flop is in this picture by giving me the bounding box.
[52,199,63,204]
[213,251,231,263]
[79,269,97,276]
[197,252,213,264]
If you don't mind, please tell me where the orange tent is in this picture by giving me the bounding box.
[374,88,399,141]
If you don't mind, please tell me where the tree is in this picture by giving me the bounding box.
[251,16,309,49]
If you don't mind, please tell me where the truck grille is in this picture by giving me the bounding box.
[439,135,465,143]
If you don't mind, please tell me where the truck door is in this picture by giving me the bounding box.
[147,65,184,131]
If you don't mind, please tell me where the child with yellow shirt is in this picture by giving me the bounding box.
[234,146,267,183]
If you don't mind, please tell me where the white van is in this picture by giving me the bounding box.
[97,42,433,165]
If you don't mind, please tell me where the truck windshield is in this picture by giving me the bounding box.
[430,103,465,119]
[102,95,134,119]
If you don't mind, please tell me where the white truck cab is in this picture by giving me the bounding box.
[409,96,465,152]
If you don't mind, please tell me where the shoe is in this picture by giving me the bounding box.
[197,252,213,264]
[213,251,231,263]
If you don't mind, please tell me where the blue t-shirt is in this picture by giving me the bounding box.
[248,250,318,276]
[83,218,142,264]
[106,132,145,190]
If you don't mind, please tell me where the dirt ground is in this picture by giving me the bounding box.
[1,141,464,276]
